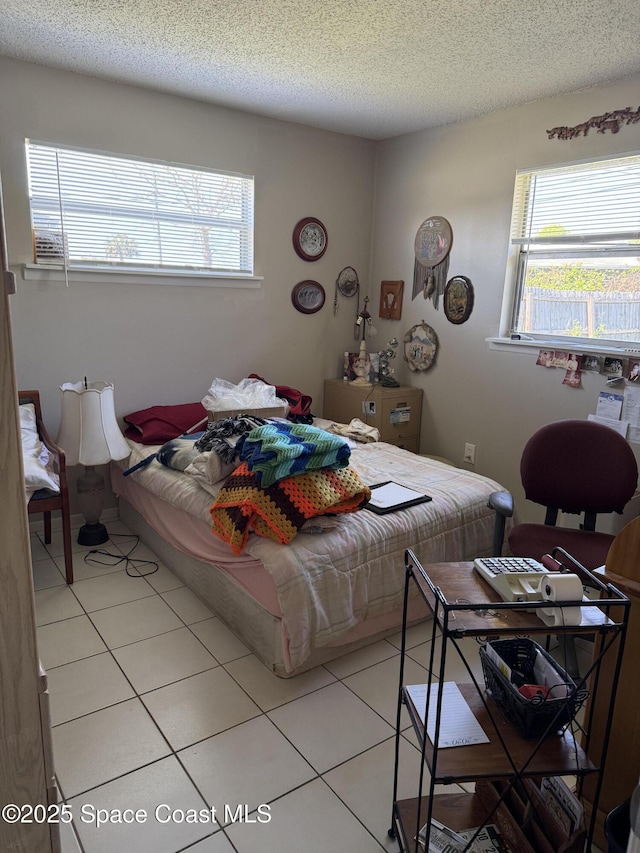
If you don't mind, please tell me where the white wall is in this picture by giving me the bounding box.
[0,57,375,434]
[371,74,640,522]
[2,56,639,527]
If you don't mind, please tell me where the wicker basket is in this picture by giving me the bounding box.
[479,638,587,739]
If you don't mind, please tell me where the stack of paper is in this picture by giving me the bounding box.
[405,682,489,748]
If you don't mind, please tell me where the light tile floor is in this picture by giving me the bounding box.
[31,522,603,853]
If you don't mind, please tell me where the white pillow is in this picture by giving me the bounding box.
[20,403,42,454]
[20,404,60,495]
[185,450,237,490]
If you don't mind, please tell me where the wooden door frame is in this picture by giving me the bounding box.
[0,176,56,851]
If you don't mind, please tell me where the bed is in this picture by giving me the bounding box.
[112,422,506,677]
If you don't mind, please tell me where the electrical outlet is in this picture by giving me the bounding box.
[362,401,376,416]
[463,442,476,464]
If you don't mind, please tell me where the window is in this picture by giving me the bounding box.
[26,141,254,276]
[508,153,640,347]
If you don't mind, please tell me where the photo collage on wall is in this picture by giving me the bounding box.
[536,349,640,389]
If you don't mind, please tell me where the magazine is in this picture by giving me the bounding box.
[418,820,508,852]
[540,776,583,837]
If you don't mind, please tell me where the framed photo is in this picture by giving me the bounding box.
[628,358,640,381]
[603,357,624,377]
[343,351,380,382]
[292,217,328,261]
[379,280,404,320]
[443,276,474,324]
[536,349,555,367]
[291,280,325,314]
[581,354,601,372]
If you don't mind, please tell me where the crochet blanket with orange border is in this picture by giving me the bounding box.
[209,462,371,553]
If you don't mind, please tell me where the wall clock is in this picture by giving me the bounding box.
[291,280,325,314]
[292,217,328,261]
[403,321,438,371]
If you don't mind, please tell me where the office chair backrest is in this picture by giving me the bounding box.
[520,419,638,529]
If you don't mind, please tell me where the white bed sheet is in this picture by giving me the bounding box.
[115,437,504,673]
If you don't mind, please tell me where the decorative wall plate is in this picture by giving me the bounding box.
[292,280,325,314]
[444,275,474,324]
[403,321,438,371]
[293,217,328,261]
[414,216,453,268]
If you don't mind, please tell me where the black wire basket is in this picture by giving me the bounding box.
[479,638,588,739]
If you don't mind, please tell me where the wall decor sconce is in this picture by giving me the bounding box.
[379,280,404,320]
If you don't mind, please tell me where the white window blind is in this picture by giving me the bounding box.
[512,154,640,249]
[26,141,254,276]
[508,153,640,346]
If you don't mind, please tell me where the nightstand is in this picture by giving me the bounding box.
[322,379,423,452]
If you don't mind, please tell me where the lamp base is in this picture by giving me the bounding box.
[76,465,108,546]
[77,522,109,547]
[350,339,372,386]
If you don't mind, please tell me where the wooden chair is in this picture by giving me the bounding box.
[19,390,73,584]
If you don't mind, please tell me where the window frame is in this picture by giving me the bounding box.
[503,151,640,353]
[25,140,257,283]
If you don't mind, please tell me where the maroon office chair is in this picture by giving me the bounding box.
[489,419,638,570]
[489,418,637,678]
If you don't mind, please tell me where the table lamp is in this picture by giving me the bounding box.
[57,379,130,546]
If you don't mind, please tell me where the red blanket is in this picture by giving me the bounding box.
[123,402,207,444]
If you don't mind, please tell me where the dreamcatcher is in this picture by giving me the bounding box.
[333,266,359,316]
[412,216,453,309]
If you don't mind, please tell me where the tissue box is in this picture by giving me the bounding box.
[207,405,288,422]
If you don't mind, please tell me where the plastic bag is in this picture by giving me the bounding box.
[202,378,288,413]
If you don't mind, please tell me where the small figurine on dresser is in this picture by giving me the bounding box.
[379,338,400,387]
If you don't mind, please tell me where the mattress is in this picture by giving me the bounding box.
[113,435,505,674]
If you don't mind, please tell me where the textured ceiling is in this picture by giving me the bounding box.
[2,0,640,140]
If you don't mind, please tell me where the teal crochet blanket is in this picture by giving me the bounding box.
[236,422,350,487]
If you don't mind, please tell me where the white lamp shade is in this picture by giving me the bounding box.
[57,380,130,465]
